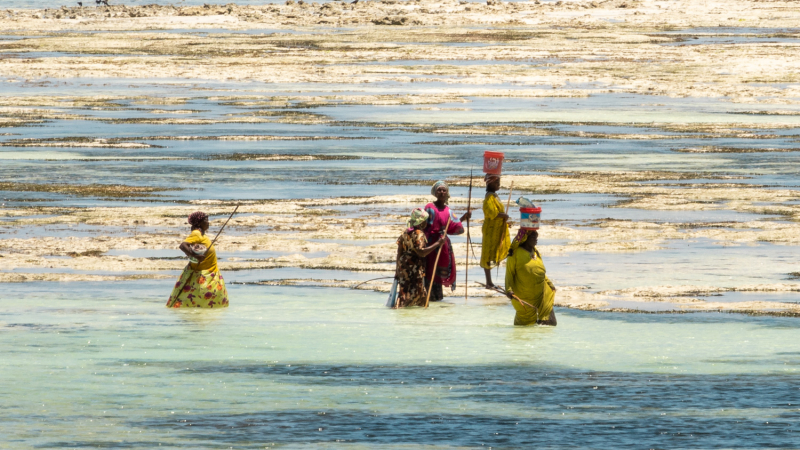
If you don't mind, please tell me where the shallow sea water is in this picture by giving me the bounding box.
[2,13,800,448]
[2,283,800,448]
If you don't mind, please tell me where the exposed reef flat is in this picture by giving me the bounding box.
[1,0,800,103]
[1,186,799,315]
[1,0,799,316]
[0,182,178,197]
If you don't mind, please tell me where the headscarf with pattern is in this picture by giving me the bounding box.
[508,229,537,257]
[406,207,430,231]
[484,174,500,184]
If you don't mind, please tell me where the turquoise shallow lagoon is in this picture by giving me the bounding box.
[2,282,799,448]
[3,7,800,447]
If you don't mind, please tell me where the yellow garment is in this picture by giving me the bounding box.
[504,247,555,326]
[166,266,229,308]
[184,229,218,273]
[480,192,511,269]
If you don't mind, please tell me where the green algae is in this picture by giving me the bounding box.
[0,182,179,198]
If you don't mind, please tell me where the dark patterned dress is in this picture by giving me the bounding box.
[396,229,428,307]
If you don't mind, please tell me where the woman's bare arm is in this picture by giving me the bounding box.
[179,242,206,262]
[412,239,443,258]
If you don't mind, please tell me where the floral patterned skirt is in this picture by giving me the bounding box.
[166,266,229,308]
[397,258,427,308]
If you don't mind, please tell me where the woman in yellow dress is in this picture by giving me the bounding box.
[504,229,557,326]
[481,174,511,288]
[166,211,229,308]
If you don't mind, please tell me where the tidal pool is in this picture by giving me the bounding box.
[1,282,799,448]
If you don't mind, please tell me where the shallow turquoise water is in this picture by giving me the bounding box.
[2,17,800,448]
[2,282,799,448]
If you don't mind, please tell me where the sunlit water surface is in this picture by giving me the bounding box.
[2,15,800,447]
[2,283,800,448]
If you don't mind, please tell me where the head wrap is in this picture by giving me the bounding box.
[406,208,429,231]
[484,174,500,184]
[188,211,208,228]
[431,180,450,203]
[508,229,537,257]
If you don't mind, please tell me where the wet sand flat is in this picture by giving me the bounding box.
[1,0,799,316]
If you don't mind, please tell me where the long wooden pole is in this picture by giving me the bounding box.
[167,205,240,308]
[425,216,452,309]
[476,281,537,314]
[352,276,395,290]
[497,182,514,278]
[209,204,240,249]
[465,170,473,302]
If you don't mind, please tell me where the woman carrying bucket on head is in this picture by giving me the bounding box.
[504,200,557,326]
[480,173,511,288]
[425,181,472,302]
[479,151,511,288]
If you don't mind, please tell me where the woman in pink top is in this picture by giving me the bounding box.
[424,181,472,302]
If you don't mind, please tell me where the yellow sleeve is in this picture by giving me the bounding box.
[183,230,204,245]
[504,251,517,293]
[482,194,502,220]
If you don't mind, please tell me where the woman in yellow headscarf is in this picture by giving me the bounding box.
[481,174,511,288]
[504,229,557,326]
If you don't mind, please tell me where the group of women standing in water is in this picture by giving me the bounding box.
[393,178,557,326]
[166,177,556,326]
[394,180,472,307]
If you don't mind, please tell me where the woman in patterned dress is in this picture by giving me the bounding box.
[166,211,229,308]
[394,208,444,308]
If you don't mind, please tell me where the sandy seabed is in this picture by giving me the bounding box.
[1,0,800,315]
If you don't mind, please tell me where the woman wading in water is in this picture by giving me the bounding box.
[393,208,445,307]
[480,174,511,288]
[166,211,229,308]
[504,229,557,326]
[424,181,472,301]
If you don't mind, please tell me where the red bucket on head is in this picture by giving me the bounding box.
[520,206,541,230]
[483,151,504,175]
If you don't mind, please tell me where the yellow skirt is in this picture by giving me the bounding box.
[166,266,229,308]
[512,283,554,326]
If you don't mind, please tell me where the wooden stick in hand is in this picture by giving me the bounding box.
[465,170,473,302]
[425,217,452,308]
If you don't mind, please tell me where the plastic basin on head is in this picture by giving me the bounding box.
[520,206,541,230]
[483,151,504,174]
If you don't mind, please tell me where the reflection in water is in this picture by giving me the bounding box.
[175,307,227,327]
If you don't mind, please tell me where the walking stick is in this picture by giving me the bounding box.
[497,181,514,279]
[167,205,240,307]
[465,170,473,302]
[425,216,452,309]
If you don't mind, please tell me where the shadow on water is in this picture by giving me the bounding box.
[563,309,800,328]
[114,362,800,448]
[128,410,798,448]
